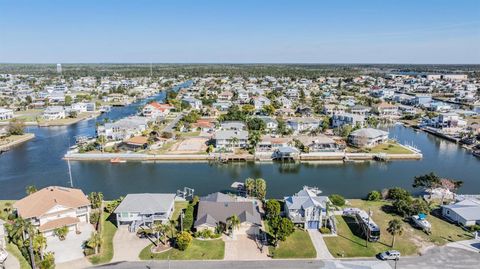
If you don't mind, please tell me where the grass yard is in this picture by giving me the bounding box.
[172,201,189,222]
[369,142,413,154]
[324,199,473,258]
[138,239,225,260]
[268,228,317,259]
[264,221,316,259]
[6,243,31,269]
[88,212,118,264]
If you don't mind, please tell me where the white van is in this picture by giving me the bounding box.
[379,250,401,260]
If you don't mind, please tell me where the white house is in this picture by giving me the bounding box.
[97,116,149,140]
[114,193,176,232]
[332,113,365,128]
[71,102,96,113]
[43,106,66,120]
[0,108,13,120]
[258,116,278,132]
[348,128,389,148]
[142,102,173,118]
[284,186,330,229]
[287,118,321,133]
[442,199,480,227]
[213,130,248,149]
[13,186,91,237]
[252,96,271,110]
[182,97,202,110]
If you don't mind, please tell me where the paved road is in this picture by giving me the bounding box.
[92,245,480,269]
[385,246,480,269]
[162,112,185,133]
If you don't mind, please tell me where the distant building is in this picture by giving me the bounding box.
[56,63,62,74]
[348,128,389,148]
[0,108,13,120]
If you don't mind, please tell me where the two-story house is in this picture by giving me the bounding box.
[284,186,330,229]
[13,186,91,237]
[114,193,176,232]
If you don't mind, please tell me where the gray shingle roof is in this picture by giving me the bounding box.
[114,193,175,214]
[194,200,261,228]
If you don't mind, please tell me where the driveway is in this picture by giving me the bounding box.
[223,234,270,260]
[307,230,334,259]
[45,222,94,263]
[112,225,152,262]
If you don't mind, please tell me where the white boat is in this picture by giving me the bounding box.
[99,105,112,113]
[412,214,431,231]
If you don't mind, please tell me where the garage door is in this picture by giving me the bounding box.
[307,221,319,229]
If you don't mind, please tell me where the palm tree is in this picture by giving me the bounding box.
[33,232,47,260]
[3,201,12,215]
[97,135,107,153]
[153,223,168,246]
[168,220,177,240]
[245,178,255,197]
[25,185,37,195]
[387,219,403,248]
[227,215,241,235]
[87,231,102,254]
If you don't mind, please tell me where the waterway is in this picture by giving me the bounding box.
[1,83,479,199]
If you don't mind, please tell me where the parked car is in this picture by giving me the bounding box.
[378,250,401,260]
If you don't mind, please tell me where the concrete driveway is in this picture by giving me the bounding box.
[45,222,94,263]
[223,234,270,260]
[308,230,334,259]
[112,225,153,262]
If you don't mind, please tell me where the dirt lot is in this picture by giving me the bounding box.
[170,137,208,153]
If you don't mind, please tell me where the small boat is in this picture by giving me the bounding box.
[473,151,480,158]
[411,214,431,232]
[110,157,126,163]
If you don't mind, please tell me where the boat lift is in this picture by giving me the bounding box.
[177,187,194,200]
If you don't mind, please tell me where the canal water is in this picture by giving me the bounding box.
[1,84,479,199]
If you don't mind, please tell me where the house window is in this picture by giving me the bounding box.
[121,212,129,218]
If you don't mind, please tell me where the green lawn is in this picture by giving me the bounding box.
[6,243,31,269]
[172,201,189,222]
[139,239,225,260]
[324,199,473,258]
[369,142,413,154]
[264,222,316,259]
[88,212,118,264]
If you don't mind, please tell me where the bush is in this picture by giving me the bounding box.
[319,227,331,234]
[194,229,221,239]
[183,204,195,232]
[176,231,193,251]
[367,190,381,201]
[387,187,410,201]
[469,225,480,232]
[329,194,346,207]
[84,246,95,256]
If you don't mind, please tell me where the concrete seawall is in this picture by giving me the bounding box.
[0,133,35,151]
[64,151,422,162]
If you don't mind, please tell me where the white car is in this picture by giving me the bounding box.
[378,250,400,260]
[0,249,8,263]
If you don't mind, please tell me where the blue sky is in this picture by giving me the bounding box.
[1,0,479,63]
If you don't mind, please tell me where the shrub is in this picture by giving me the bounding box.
[329,194,346,207]
[182,204,195,232]
[176,231,193,251]
[387,187,410,201]
[84,246,95,256]
[53,226,69,240]
[367,190,381,201]
[194,229,221,239]
[319,227,331,234]
[469,225,480,232]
